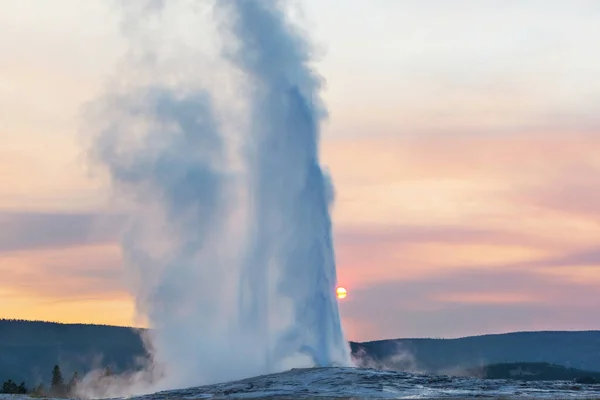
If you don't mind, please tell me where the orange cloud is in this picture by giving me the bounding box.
[323,130,600,184]
[324,129,600,241]
[323,129,600,339]
[3,127,600,340]
[0,241,136,326]
[0,289,135,328]
[2,0,600,342]
[0,243,123,297]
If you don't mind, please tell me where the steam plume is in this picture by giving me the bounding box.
[87,0,350,391]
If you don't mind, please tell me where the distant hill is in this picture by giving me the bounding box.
[475,362,600,382]
[0,320,148,386]
[351,331,600,375]
[2,320,600,386]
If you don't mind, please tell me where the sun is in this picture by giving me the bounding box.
[336,286,347,299]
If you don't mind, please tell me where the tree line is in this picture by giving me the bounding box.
[1,364,113,397]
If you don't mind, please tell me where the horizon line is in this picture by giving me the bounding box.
[3,318,599,343]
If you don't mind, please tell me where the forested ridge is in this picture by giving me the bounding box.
[2,319,600,390]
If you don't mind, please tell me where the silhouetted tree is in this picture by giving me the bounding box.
[52,365,64,387]
[51,364,65,396]
[2,379,15,393]
[1,379,25,394]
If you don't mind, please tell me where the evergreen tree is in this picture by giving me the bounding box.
[2,379,12,393]
[18,381,27,394]
[2,379,21,394]
[51,364,64,395]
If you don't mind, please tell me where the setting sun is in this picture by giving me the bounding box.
[336,287,347,299]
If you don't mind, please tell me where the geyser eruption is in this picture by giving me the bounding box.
[226,0,349,370]
[89,0,350,390]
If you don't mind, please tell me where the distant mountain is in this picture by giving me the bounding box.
[2,320,600,386]
[351,331,600,375]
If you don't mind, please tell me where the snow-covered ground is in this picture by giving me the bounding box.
[129,367,600,399]
[3,368,599,399]
[0,396,62,400]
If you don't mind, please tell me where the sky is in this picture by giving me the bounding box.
[1,0,600,342]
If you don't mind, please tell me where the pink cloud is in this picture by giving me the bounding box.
[3,127,600,340]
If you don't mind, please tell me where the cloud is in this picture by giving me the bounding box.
[340,268,600,341]
[516,163,600,222]
[313,0,600,140]
[324,130,600,276]
[542,249,600,268]
[0,211,122,253]
[324,131,600,184]
[0,214,131,325]
[333,217,600,340]
[333,222,565,289]
[0,244,124,299]
[4,120,599,340]
[323,131,600,238]
[335,224,558,248]
[507,246,600,271]
[2,0,600,342]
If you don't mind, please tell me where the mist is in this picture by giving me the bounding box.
[351,343,424,375]
[85,0,350,393]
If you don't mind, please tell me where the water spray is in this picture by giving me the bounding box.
[88,0,350,391]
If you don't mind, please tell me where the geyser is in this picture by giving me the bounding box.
[89,0,350,390]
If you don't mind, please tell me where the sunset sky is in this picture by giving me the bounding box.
[2,1,600,342]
